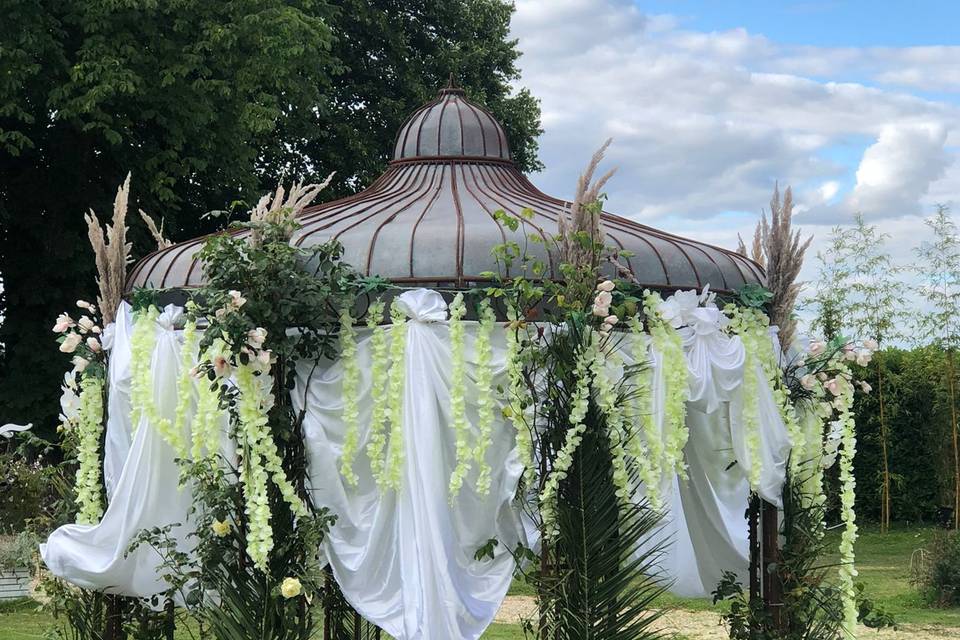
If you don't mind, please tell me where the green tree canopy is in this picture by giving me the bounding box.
[0,0,542,439]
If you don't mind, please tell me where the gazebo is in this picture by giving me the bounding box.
[127,83,762,295]
[42,83,802,640]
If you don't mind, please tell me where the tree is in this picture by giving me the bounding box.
[840,213,902,531]
[808,226,853,342]
[0,0,542,440]
[915,205,960,528]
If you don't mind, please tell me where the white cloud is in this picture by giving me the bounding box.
[511,0,960,232]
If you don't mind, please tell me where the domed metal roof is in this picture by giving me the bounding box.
[127,85,764,294]
[392,84,510,163]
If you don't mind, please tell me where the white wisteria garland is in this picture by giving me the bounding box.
[74,376,105,524]
[505,304,535,485]
[539,338,595,539]
[384,300,408,491]
[338,305,362,487]
[472,299,497,496]
[448,293,472,497]
[643,290,689,478]
[626,316,663,508]
[365,301,391,488]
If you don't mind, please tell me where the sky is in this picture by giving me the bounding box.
[509,0,960,324]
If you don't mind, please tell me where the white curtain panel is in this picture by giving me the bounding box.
[41,290,791,639]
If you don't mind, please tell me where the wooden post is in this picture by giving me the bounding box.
[761,499,784,629]
[748,494,760,604]
[164,597,175,640]
[103,594,124,640]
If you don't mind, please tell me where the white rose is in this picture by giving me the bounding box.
[596,280,615,292]
[213,355,232,378]
[594,290,613,308]
[800,374,817,390]
[808,341,826,356]
[71,356,90,372]
[77,316,96,333]
[76,300,96,312]
[864,338,879,351]
[280,577,302,599]
[60,333,83,353]
[856,350,872,367]
[247,327,268,349]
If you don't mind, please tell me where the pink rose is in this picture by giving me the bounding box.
[808,341,826,356]
[213,355,232,378]
[603,314,619,326]
[53,313,74,333]
[257,350,272,366]
[71,356,90,372]
[856,350,872,367]
[864,338,879,351]
[86,337,102,353]
[800,374,817,390]
[592,304,609,317]
[247,327,268,349]
[825,378,841,396]
[77,316,96,334]
[594,290,613,308]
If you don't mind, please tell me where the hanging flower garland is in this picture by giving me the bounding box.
[190,355,222,462]
[724,305,765,491]
[626,315,662,508]
[643,290,689,478]
[338,305,362,487]
[472,299,497,496]
[129,306,159,434]
[591,343,630,503]
[234,361,308,570]
[75,375,105,524]
[365,301,391,488]
[834,367,859,637]
[384,300,408,491]
[505,304,535,485]
[448,293,472,497]
[539,338,595,539]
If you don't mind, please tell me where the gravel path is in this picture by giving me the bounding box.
[495,596,960,639]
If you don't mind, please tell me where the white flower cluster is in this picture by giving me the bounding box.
[725,306,767,491]
[591,343,630,503]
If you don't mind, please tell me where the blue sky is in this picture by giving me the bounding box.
[510,0,960,293]
[639,1,960,48]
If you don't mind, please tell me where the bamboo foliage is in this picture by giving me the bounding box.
[85,173,133,325]
[915,205,960,529]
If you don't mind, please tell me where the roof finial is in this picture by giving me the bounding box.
[440,73,465,95]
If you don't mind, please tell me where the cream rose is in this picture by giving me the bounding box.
[60,333,83,353]
[280,577,302,599]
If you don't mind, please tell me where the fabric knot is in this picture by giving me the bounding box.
[394,289,449,323]
[156,304,184,331]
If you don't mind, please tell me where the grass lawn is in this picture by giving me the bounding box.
[2,525,958,639]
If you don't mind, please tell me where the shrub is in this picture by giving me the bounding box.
[917,530,960,606]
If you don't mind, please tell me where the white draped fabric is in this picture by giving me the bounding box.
[41,290,791,639]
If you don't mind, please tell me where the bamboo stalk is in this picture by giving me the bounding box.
[949,350,960,529]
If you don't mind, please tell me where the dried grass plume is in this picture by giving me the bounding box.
[85,173,133,324]
[249,174,335,245]
[752,185,812,350]
[557,139,617,270]
[139,209,173,250]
